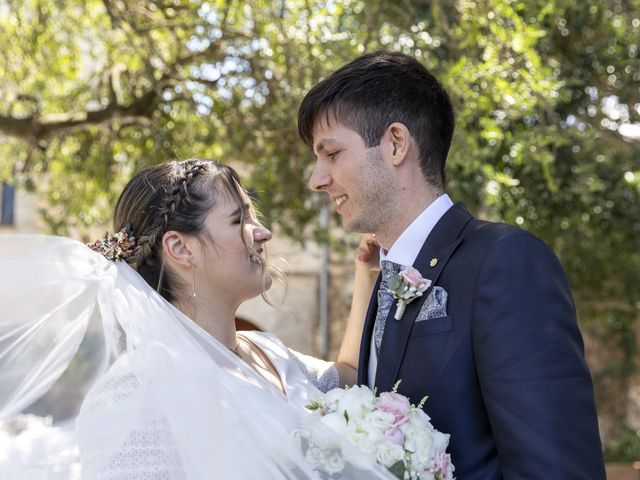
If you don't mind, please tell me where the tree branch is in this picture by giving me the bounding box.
[0,31,228,148]
[0,88,160,147]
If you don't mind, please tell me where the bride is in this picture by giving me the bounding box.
[0,159,392,479]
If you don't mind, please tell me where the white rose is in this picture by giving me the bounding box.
[345,419,384,455]
[320,411,348,436]
[407,407,431,424]
[304,445,328,470]
[400,421,420,452]
[364,409,396,430]
[412,439,437,470]
[324,387,347,409]
[375,441,405,467]
[401,422,437,468]
[304,416,342,450]
[324,452,346,474]
[336,385,375,420]
[431,431,450,452]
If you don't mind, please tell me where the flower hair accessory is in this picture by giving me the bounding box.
[87,227,136,262]
[388,267,431,320]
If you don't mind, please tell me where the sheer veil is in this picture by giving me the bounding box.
[0,234,391,479]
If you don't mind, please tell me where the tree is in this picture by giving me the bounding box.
[0,0,430,236]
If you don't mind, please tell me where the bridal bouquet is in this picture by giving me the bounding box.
[298,384,454,480]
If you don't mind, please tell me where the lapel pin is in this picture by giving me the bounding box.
[429,258,438,267]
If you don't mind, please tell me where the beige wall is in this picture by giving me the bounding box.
[237,232,357,359]
[0,188,44,234]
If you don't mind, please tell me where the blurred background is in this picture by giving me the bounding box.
[0,0,639,476]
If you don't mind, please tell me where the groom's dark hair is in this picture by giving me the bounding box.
[298,50,454,188]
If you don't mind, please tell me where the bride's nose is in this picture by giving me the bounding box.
[254,225,272,245]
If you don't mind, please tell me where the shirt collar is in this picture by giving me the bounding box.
[380,194,453,267]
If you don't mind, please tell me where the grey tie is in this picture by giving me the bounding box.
[373,260,402,354]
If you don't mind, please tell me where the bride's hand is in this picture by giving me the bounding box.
[336,234,381,384]
[355,234,380,276]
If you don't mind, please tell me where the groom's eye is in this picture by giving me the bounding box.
[328,150,341,160]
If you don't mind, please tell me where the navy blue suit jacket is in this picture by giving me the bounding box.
[357,203,605,479]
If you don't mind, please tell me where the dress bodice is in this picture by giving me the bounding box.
[238,331,338,409]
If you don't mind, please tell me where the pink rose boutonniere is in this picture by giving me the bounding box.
[388,266,431,320]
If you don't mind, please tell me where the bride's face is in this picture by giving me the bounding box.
[195,187,273,303]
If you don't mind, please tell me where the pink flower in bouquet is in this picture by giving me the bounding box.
[377,392,410,425]
[428,451,454,480]
[400,266,425,287]
[384,427,405,446]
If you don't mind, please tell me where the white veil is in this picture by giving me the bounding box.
[0,234,392,479]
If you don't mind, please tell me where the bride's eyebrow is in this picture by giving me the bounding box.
[229,203,252,218]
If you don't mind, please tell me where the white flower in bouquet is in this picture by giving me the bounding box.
[299,382,455,480]
[365,409,397,430]
[320,411,348,437]
[345,418,385,455]
[305,444,346,475]
[333,384,376,417]
[323,385,348,406]
[376,440,405,467]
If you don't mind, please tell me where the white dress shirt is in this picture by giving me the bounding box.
[367,194,453,387]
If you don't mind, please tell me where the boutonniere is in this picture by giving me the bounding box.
[387,266,431,320]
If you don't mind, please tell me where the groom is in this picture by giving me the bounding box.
[298,51,605,479]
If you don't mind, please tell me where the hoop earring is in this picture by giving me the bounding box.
[191,264,197,297]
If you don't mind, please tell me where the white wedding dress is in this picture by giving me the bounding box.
[0,235,391,480]
[77,331,339,479]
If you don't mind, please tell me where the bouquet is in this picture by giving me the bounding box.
[298,383,454,480]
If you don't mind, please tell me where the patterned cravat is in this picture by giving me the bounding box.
[373,260,403,354]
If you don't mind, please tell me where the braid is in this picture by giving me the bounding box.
[125,163,208,271]
[125,226,162,270]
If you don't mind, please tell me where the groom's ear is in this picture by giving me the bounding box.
[383,122,411,167]
[162,231,194,268]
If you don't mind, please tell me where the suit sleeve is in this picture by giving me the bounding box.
[471,232,605,479]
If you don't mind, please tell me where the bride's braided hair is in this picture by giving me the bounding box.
[113,159,245,302]
[125,163,207,271]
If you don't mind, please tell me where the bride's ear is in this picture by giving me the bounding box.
[162,230,194,268]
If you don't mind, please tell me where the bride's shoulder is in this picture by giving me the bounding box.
[240,331,339,393]
[239,330,287,352]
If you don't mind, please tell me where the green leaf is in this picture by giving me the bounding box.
[388,276,402,291]
[388,460,406,479]
[305,400,322,411]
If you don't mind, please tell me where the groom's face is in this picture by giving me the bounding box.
[309,120,395,234]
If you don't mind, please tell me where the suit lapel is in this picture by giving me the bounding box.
[373,203,473,393]
[357,274,382,385]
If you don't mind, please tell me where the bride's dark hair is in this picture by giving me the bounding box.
[113,159,274,303]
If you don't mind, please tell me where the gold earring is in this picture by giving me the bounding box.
[191,264,197,297]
